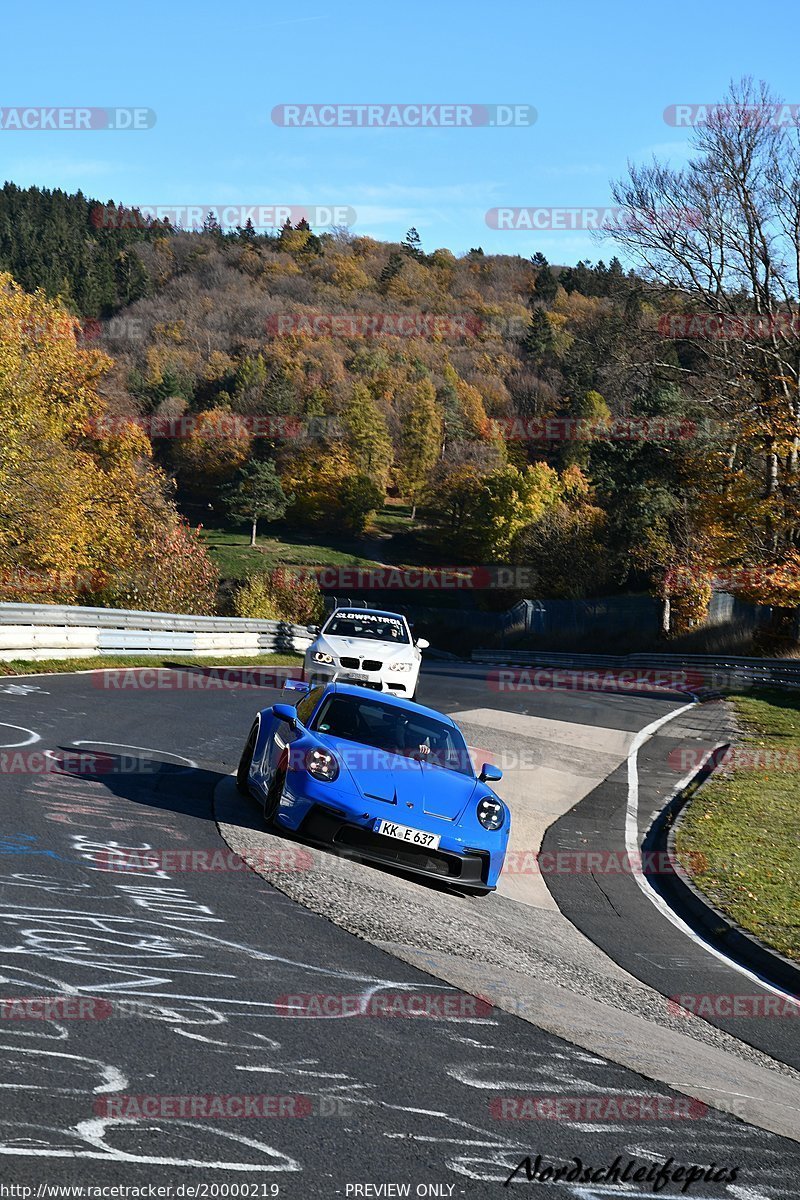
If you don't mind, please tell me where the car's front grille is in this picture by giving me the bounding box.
[299,807,490,885]
[337,826,453,876]
[339,656,382,672]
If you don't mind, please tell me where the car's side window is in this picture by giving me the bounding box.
[296,686,324,726]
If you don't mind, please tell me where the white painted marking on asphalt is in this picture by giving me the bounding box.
[0,1118,303,1170]
[728,1185,774,1200]
[236,1065,350,1077]
[570,1191,703,1200]
[71,741,197,768]
[0,723,40,748]
[625,702,800,1009]
[0,1045,126,1093]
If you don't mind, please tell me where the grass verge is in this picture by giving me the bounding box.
[0,653,302,677]
[200,528,384,579]
[675,688,800,962]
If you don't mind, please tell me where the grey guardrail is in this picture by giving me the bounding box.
[0,603,315,662]
[472,649,800,691]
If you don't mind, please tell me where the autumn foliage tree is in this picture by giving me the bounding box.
[101,517,219,615]
[610,77,800,626]
[395,378,442,519]
[9,155,800,641]
[0,273,218,611]
[168,406,252,493]
[511,466,610,598]
[233,567,324,623]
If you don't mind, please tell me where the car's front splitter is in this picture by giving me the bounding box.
[306,671,414,695]
[294,803,494,889]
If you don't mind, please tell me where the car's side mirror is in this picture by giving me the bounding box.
[479,763,502,783]
[284,679,310,695]
[273,703,298,729]
[416,638,429,649]
[308,625,320,635]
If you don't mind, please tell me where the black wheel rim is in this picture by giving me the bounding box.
[264,769,284,824]
[236,725,258,793]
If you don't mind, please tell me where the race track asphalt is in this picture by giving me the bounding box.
[0,664,797,1198]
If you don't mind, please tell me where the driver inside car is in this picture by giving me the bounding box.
[377,712,430,758]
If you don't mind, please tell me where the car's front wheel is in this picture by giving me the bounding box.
[236,723,258,796]
[263,765,286,826]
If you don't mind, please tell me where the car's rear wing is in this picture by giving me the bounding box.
[284,679,311,694]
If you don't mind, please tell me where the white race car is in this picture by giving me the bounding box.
[304,608,428,700]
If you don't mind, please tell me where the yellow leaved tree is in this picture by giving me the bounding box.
[0,273,217,611]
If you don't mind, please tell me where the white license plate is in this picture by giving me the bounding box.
[375,819,440,850]
[345,672,369,681]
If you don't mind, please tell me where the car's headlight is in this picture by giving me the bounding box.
[312,651,334,665]
[305,747,339,782]
[389,662,413,672]
[477,798,505,830]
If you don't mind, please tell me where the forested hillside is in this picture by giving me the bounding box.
[0,183,157,313]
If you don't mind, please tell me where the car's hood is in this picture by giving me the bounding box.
[321,734,477,821]
[311,636,416,663]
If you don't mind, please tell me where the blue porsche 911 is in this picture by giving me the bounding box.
[236,680,510,895]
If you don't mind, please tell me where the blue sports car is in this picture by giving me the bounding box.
[236,680,510,895]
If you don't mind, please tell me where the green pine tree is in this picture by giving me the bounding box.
[222,461,291,546]
[401,227,423,259]
[522,307,554,363]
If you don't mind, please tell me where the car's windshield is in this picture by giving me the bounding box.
[323,613,409,643]
[310,694,473,777]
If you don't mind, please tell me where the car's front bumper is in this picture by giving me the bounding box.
[305,663,415,696]
[288,803,495,891]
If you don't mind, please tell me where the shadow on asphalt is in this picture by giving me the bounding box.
[52,746,478,900]
[51,746,224,824]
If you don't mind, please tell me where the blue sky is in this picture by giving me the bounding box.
[2,0,798,266]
